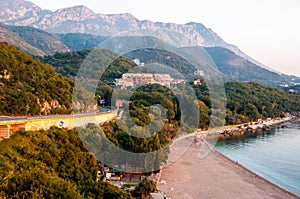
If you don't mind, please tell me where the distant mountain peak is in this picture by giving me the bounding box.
[0,0,39,21]
[0,0,40,10]
[51,5,96,22]
[56,5,95,15]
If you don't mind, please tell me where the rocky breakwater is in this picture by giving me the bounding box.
[204,117,295,138]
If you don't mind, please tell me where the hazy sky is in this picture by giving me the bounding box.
[29,0,300,76]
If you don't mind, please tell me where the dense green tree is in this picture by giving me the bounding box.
[223,82,300,124]
[133,178,156,199]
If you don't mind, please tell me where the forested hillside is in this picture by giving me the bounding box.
[39,46,298,87]
[1,40,300,199]
[38,50,137,82]
[0,42,73,116]
[194,82,300,125]
[0,42,298,124]
[38,49,300,126]
[224,82,300,123]
[0,126,132,198]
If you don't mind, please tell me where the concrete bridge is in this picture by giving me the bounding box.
[0,112,116,140]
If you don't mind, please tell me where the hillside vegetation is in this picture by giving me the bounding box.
[39,46,298,87]
[1,42,300,198]
[0,42,297,123]
[38,49,300,126]
[0,42,73,116]
[39,49,137,83]
[0,126,132,198]
[224,82,300,123]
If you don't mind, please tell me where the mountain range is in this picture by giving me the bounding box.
[0,0,274,72]
[0,0,298,86]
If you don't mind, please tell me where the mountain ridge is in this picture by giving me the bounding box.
[0,0,276,73]
[0,22,70,55]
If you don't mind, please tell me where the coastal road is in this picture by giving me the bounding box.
[0,111,113,122]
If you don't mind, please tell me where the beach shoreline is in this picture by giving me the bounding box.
[213,146,300,199]
[156,121,300,199]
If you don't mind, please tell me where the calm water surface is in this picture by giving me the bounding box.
[215,122,300,195]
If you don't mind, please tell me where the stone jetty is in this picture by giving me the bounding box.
[203,117,294,138]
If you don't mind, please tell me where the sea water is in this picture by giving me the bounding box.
[215,122,300,195]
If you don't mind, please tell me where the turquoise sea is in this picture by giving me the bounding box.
[215,122,300,196]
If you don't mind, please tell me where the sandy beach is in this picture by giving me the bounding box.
[157,138,299,199]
